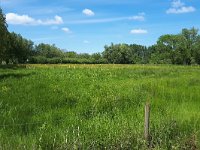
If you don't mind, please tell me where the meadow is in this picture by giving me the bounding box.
[0,64,200,149]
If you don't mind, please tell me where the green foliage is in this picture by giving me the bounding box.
[0,7,8,62]
[34,43,64,58]
[102,28,200,65]
[29,57,107,64]
[65,51,77,58]
[151,28,200,65]
[29,56,48,64]
[0,64,200,149]
[103,43,147,64]
[1,7,200,65]
[8,32,34,63]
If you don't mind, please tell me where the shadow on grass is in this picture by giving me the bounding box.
[0,72,35,80]
[0,64,27,70]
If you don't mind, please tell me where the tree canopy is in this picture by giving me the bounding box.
[0,8,8,62]
[0,7,200,65]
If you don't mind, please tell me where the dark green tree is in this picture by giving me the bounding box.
[181,28,199,64]
[150,28,200,65]
[65,51,77,58]
[9,32,34,63]
[193,35,200,64]
[103,43,132,64]
[35,43,64,58]
[0,7,8,62]
[103,43,147,64]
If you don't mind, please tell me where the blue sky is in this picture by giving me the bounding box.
[1,0,199,53]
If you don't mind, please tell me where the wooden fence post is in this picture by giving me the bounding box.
[144,102,150,145]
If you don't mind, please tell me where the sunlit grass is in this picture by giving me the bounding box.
[0,64,200,149]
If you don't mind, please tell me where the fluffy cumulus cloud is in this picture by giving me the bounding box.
[62,27,71,33]
[166,0,195,14]
[6,13,63,25]
[130,29,148,34]
[82,9,95,16]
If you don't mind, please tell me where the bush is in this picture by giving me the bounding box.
[29,56,48,64]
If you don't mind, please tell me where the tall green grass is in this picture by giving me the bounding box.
[0,64,200,149]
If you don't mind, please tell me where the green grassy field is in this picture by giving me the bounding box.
[0,64,200,149]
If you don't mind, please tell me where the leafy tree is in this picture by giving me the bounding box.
[181,28,199,64]
[129,44,148,64]
[103,43,131,64]
[103,43,148,64]
[154,34,184,64]
[35,43,64,58]
[78,53,91,59]
[65,51,77,58]
[193,35,200,64]
[9,32,34,63]
[0,10,199,67]
[91,53,102,60]
[0,7,8,62]
[150,28,200,65]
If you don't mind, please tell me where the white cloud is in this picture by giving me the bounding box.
[66,13,145,24]
[166,0,195,14]
[6,13,35,25]
[130,29,148,34]
[6,13,63,25]
[41,15,63,25]
[82,9,95,16]
[129,16,144,21]
[171,0,184,8]
[129,12,145,21]
[167,6,195,14]
[83,40,90,44]
[68,17,126,24]
[62,27,71,33]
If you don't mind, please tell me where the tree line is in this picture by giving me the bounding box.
[1,7,200,65]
